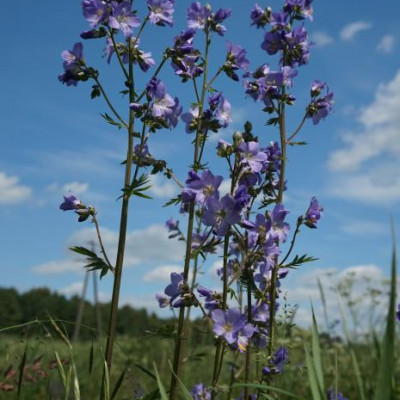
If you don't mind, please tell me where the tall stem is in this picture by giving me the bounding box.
[169,30,211,400]
[267,98,287,358]
[103,38,136,372]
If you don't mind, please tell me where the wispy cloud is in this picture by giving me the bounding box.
[46,181,89,195]
[0,172,32,204]
[340,21,372,41]
[312,31,334,47]
[327,70,400,205]
[148,174,178,199]
[143,265,183,283]
[286,264,391,329]
[377,34,395,54]
[32,224,186,275]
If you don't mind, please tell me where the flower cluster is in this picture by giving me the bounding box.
[182,92,232,134]
[262,346,289,375]
[130,77,182,130]
[187,2,232,36]
[58,43,93,86]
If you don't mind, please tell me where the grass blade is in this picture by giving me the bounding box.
[153,363,169,400]
[311,305,325,392]
[337,294,366,400]
[111,367,127,400]
[104,361,110,400]
[17,339,28,398]
[373,241,396,400]
[304,344,323,400]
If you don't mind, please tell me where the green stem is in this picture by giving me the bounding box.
[287,114,307,142]
[169,29,211,400]
[94,78,128,128]
[92,215,114,272]
[267,93,287,360]
[136,56,168,102]
[108,29,130,82]
[103,38,136,374]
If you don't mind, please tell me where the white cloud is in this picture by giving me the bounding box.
[46,181,89,195]
[312,31,334,47]
[33,259,83,275]
[377,35,395,54]
[327,70,400,205]
[32,224,185,276]
[59,282,84,296]
[0,172,32,204]
[143,265,183,283]
[148,175,178,199]
[340,21,372,41]
[286,264,390,329]
[69,224,185,268]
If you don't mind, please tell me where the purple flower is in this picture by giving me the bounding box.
[396,304,400,322]
[285,0,314,20]
[270,11,288,30]
[59,43,86,86]
[304,196,323,228]
[238,141,268,173]
[262,346,289,375]
[164,272,186,307]
[197,286,221,311]
[269,203,290,243]
[250,4,268,28]
[261,31,283,55]
[252,303,269,323]
[224,42,250,81]
[147,0,175,27]
[181,107,200,133]
[202,195,241,236]
[243,213,271,247]
[212,308,249,345]
[190,383,211,400]
[166,217,179,231]
[82,0,108,28]
[327,389,348,400]
[187,2,211,30]
[146,77,180,124]
[137,50,156,72]
[216,97,232,128]
[108,1,140,38]
[156,293,169,308]
[59,193,82,211]
[182,169,223,205]
[236,323,257,352]
[311,80,326,96]
[307,88,334,125]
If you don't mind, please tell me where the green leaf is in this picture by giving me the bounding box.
[304,344,324,400]
[373,238,397,400]
[69,246,112,279]
[311,306,325,394]
[91,84,101,99]
[282,254,318,269]
[167,360,193,400]
[153,364,168,400]
[88,340,94,375]
[232,383,304,399]
[120,174,153,200]
[163,194,182,208]
[111,367,127,400]
[17,339,28,398]
[101,112,123,130]
[134,363,157,381]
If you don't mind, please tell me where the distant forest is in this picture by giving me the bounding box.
[0,287,201,341]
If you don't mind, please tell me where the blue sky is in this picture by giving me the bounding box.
[1,0,399,325]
